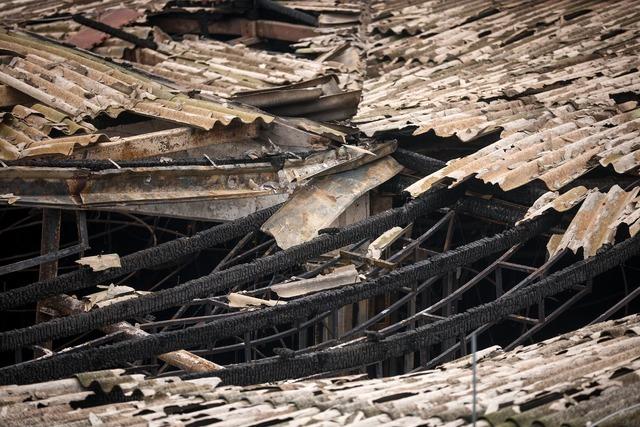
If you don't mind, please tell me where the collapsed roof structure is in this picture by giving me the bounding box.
[0,0,639,424]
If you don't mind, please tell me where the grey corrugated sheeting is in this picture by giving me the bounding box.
[122,31,349,96]
[356,0,640,143]
[0,0,169,23]
[1,315,640,426]
[0,28,282,165]
[404,109,640,196]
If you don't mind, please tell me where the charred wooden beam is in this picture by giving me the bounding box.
[0,187,456,355]
[0,204,554,383]
[71,14,158,50]
[152,16,316,42]
[46,295,221,373]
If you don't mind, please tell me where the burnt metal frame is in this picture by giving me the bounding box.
[413,248,572,371]
[0,210,89,277]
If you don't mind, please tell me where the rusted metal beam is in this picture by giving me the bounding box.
[153,17,316,42]
[0,163,284,208]
[504,282,592,350]
[423,244,521,315]
[70,124,261,160]
[590,282,640,325]
[0,85,33,107]
[34,209,62,357]
[0,211,89,276]
[419,249,569,370]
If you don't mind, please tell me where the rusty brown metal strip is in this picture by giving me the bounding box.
[67,8,143,50]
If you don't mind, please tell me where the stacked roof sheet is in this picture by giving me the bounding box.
[0,0,168,23]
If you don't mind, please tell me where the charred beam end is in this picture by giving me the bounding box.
[194,232,640,386]
[392,148,445,175]
[71,14,158,50]
[256,0,318,27]
[0,200,551,385]
[0,187,457,353]
[456,196,527,226]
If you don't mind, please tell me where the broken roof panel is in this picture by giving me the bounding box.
[549,186,640,258]
[518,184,640,258]
[0,105,106,160]
[262,154,403,249]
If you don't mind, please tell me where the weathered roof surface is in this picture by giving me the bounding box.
[356,0,640,139]
[122,31,361,118]
[0,30,273,131]
[404,108,640,196]
[135,35,335,96]
[2,314,640,426]
[0,0,169,23]
[21,21,361,120]
[74,27,346,94]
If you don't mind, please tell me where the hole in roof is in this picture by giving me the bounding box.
[502,29,535,46]
[601,28,626,40]
[564,9,592,20]
[373,392,417,403]
[186,417,222,427]
[610,366,634,379]
[250,418,294,427]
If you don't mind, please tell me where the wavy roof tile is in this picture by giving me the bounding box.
[2,315,639,426]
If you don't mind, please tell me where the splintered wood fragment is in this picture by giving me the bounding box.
[227,292,286,308]
[271,265,360,298]
[366,226,407,259]
[81,285,149,311]
[339,250,396,270]
[76,254,121,271]
[0,193,19,204]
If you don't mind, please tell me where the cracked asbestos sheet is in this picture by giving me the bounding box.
[262,156,403,249]
[521,185,640,259]
[547,185,640,259]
